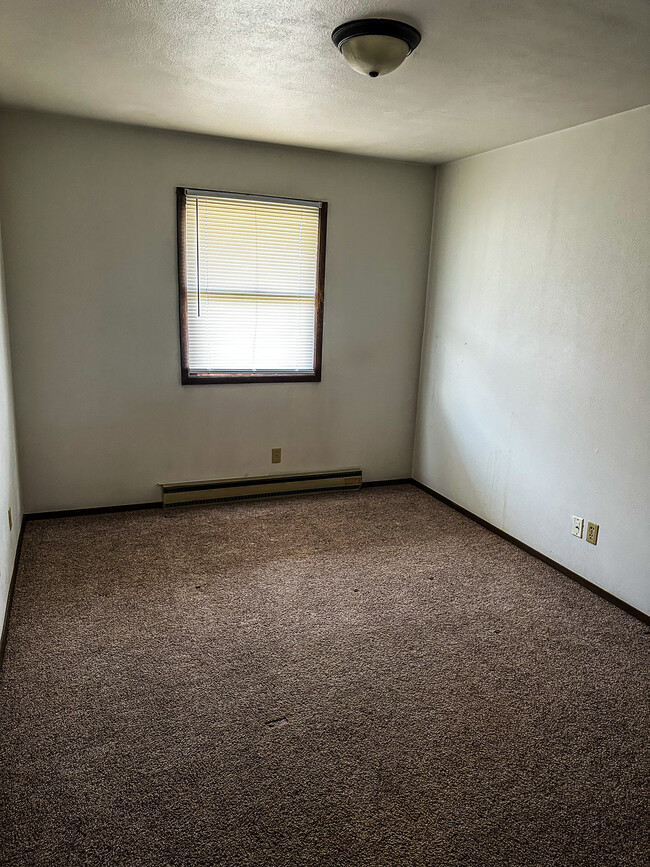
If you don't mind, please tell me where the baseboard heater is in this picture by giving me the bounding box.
[159,468,363,510]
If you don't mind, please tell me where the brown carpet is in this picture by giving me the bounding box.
[0,485,648,866]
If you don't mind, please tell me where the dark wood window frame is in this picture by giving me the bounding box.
[177,187,327,385]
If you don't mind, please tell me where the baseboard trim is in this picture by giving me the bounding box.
[410,479,649,626]
[25,501,162,521]
[362,478,412,488]
[0,516,27,671]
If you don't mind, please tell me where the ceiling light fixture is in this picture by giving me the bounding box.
[331,18,421,78]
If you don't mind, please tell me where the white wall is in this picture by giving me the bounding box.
[0,109,435,512]
[0,225,22,631]
[414,106,650,615]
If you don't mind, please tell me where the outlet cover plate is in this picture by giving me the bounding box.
[586,522,599,545]
[271,448,282,464]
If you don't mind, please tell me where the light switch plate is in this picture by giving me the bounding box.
[572,516,584,538]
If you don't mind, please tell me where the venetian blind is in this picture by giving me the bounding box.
[182,190,322,375]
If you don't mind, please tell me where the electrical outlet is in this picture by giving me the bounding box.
[7,508,11,532]
[586,522,599,545]
[271,448,282,464]
[572,516,584,538]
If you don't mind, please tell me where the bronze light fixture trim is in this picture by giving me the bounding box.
[331,18,421,78]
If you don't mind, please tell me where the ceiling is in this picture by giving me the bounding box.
[0,0,648,164]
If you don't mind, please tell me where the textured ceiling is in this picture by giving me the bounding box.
[0,0,649,163]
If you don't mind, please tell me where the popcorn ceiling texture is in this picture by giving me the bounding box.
[0,486,648,865]
[0,0,649,161]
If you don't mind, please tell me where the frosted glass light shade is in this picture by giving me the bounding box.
[340,34,411,77]
[332,18,421,79]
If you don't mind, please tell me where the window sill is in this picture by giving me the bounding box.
[181,371,321,385]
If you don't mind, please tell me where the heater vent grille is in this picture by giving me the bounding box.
[160,469,362,510]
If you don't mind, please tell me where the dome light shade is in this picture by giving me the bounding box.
[332,18,421,78]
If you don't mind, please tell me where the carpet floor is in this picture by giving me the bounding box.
[0,485,648,866]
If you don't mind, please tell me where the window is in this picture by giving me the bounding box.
[177,187,327,384]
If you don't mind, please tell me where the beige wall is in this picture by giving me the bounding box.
[2,104,647,615]
[0,109,435,512]
[414,106,650,614]
[0,225,22,631]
